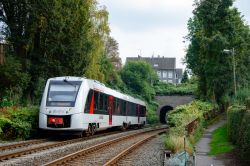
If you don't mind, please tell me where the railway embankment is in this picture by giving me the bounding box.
[163,100,221,165]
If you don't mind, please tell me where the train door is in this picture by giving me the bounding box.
[108,96,114,125]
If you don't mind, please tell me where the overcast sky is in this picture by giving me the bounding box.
[98,0,250,69]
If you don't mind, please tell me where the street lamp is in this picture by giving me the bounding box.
[223,48,236,95]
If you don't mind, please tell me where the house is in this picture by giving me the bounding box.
[126,56,183,84]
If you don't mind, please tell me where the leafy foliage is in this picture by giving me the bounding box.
[185,0,250,105]
[227,105,250,162]
[154,81,197,96]
[164,100,218,153]
[167,100,216,127]
[0,0,119,104]
[120,61,158,102]
[181,70,189,83]
[0,107,38,140]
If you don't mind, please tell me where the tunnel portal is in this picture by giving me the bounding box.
[159,105,173,124]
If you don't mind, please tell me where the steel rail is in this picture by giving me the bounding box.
[44,128,167,166]
[0,130,121,161]
[0,139,47,151]
[104,130,165,166]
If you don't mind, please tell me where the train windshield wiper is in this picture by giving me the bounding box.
[63,79,77,91]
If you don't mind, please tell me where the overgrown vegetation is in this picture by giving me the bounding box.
[183,0,250,162]
[227,104,250,162]
[0,0,122,105]
[154,82,197,96]
[185,0,250,106]
[119,61,159,124]
[209,124,234,155]
[0,107,38,140]
[164,100,218,153]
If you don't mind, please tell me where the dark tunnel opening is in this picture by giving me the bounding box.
[159,105,173,124]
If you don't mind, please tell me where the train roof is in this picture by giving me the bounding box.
[48,76,146,106]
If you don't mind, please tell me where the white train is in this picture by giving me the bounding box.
[39,76,146,136]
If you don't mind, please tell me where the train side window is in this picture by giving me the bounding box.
[126,102,131,116]
[103,94,108,114]
[99,93,104,110]
[114,98,120,115]
[94,91,99,111]
[132,103,136,116]
[136,104,139,116]
[142,106,146,116]
[121,100,126,116]
[116,99,121,115]
[84,89,93,113]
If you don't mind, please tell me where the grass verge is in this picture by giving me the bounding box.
[209,124,234,155]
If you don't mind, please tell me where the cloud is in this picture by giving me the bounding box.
[111,25,188,68]
[98,0,250,69]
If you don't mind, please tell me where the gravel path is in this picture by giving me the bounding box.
[117,135,165,166]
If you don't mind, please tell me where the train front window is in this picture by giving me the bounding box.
[46,80,82,107]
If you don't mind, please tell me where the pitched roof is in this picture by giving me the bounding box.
[126,56,176,69]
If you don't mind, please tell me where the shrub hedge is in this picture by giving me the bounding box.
[165,100,218,153]
[154,82,197,96]
[227,105,250,162]
[0,107,39,140]
[167,100,217,127]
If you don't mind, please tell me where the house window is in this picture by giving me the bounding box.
[157,71,161,78]
[163,71,167,78]
[154,64,159,67]
[168,71,173,78]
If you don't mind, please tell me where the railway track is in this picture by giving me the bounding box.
[0,130,122,162]
[0,139,47,151]
[44,127,167,166]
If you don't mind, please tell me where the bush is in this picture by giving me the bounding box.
[0,107,39,140]
[146,101,159,124]
[227,105,246,144]
[227,105,250,162]
[164,100,217,154]
[232,88,250,104]
[167,100,216,127]
[154,81,197,96]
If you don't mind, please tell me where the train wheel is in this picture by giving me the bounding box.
[91,124,96,136]
[81,125,91,137]
[120,123,127,131]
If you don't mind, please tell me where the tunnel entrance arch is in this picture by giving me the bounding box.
[159,105,173,124]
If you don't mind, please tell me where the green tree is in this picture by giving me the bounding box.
[120,61,158,101]
[181,70,189,83]
[185,0,250,105]
[0,0,119,103]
